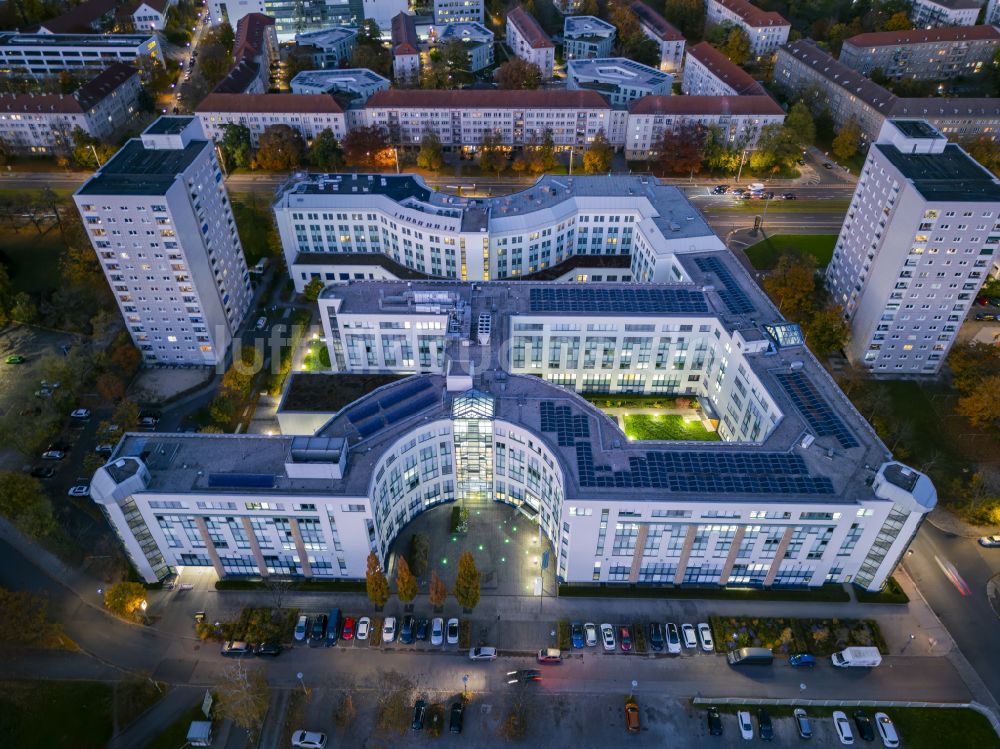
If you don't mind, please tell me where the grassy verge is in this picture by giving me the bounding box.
[631,623,648,654]
[142,704,208,749]
[215,578,365,592]
[622,414,719,441]
[0,680,114,748]
[855,577,909,605]
[557,620,571,650]
[459,619,472,649]
[709,615,885,657]
[558,584,850,603]
[744,234,838,271]
[0,228,65,294]
[704,199,850,214]
[117,678,169,729]
[370,616,383,647]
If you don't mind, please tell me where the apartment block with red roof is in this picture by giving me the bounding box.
[391,12,421,83]
[506,6,554,79]
[195,93,347,146]
[705,0,789,58]
[682,42,765,96]
[630,1,686,74]
[839,25,1000,81]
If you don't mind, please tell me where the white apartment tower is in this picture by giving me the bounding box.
[74,116,254,366]
[826,119,1000,376]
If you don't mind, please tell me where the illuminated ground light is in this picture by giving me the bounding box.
[512,526,517,532]
[452,536,457,542]
[441,558,448,565]
[476,510,481,515]
[500,557,506,563]
[477,544,484,551]
[504,538,510,544]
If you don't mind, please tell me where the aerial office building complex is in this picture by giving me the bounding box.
[566,58,672,107]
[826,120,1000,375]
[74,117,253,365]
[563,16,617,60]
[92,229,937,591]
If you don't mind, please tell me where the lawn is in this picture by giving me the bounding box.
[623,414,719,442]
[0,679,123,749]
[744,234,838,270]
[142,703,208,749]
[0,228,65,294]
[229,192,280,267]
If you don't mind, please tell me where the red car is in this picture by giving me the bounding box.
[620,626,633,652]
[342,617,355,641]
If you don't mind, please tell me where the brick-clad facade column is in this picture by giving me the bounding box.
[628,525,650,583]
[763,528,794,587]
[241,517,268,577]
[673,525,696,586]
[719,526,747,585]
[194,516,225,579]
[289,518,313,577]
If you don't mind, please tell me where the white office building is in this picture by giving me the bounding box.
[294,27,358,69]
[436,22,494,71]
[682,42,765,96]
[825,119,1000,375]
[630,1,685,74]
[567,58,672,107]
[74,117,253,365]
[563,16,616,60]
[92,269,937,591]
[290,69,389,102]
[705,0,789,59]
[433,0,484,24]
[506,6,555,79]
[273,173,724,290]
[910,0,980,28]
[0,32,159,76]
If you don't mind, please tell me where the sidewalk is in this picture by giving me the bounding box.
[108,685,203,749]
[927,505,998,539]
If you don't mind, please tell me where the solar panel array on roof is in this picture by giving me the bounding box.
[694,256,755,315]
[345,401,379,424]
[774,371,859,449]
[355,418,383,438]
[384,392,438,425]
[540,401,590,446]
[529,286,708,314]
[378,379,432,410]
[208,473,275,488]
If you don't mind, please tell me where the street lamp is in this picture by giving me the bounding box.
[462,674,469,700]
[140,599,147,613]
[297,672,307,694]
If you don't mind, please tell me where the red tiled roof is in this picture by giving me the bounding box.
[195,93,344,114]
[508,6,554,49]
[843,24,1000,48]
[365,89,609,109]
[629,1,684,41]
[0,62,139,115]
[687,42,765,95]
[74,62,138,110]
[116,0,169,18]
[391,12,419,56]
[629,95,784,116]
[212,60,262,94]
[710,0,789,28]
[235,12,275,61]
[40,0,118,33]
[0,93,84,115]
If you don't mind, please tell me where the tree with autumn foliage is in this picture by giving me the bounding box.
[653,123,707,175]
[762,253,818,321]
[429,570,448,610]
[342,126,394,170]
[452,551,480,611]
[395,556,418,605]
[366,551,390,608]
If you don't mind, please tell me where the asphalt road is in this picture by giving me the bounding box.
[903,523,1000,704]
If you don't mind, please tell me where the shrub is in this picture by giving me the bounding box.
[557,621,571,650]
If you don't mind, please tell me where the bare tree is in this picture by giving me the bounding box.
[264,576,294,610]
[374,669,415,734]
[215,661,270,738]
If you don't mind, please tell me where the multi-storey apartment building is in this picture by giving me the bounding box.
[825,119,1000,375]
[563,16,617,60]
[436,22,495,71]
[209,0,402,38]
[625,95,785,159]
[74,117,253,365]
[910,0,980,28]
[705,0,789,58]
[0,32,159,76]
[775,40,1000,146]
[290,69,390,103]
[117,0,174,31]
[839,26,1000,81]
[630,1,685,74]
[92,270,937,591]
[272,173,725,290]
[0,63,141,154]
[391,12,421,83]
[567,58,671,107]
[433,0,484,24]
[38,0,119,33]
[294,27,358,69]
[682,42,765,96]
[507,6,555,79]
[195,93,347,146]
[987,0,1000,26]
[362,89,624,150]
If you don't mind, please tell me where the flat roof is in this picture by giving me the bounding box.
[295,27,357,48]
[290,68,389,90]
[876,143,1000,202]
[890,119,942,139]
[438,21,493,44]
[0,31,154,48]
[568,58,670,88]
[281,372,407,412]
[294,250,430,279]
[77,137,207,196]
[564,15,616,38]
[143,115,193,134]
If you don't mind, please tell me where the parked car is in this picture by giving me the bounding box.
[342,617,355,641]
[620,625,632,652]
[254,642,282,656]
[625,700,640,733]
[681,623,697,649]
[975,312,997,321]
[506,669,541,684]
[415,618,429,641]
[67,485,90,497]
[221,641,252,657]
[697,622,713,652]
[570,621,585,648]
[400,615,415,644]
[712,185,728,194]
[309,614,328,645]
[30,466,55,479]
[5,355,25,364]
[449,701,464,734]
[411,699,426,731]
[431,617,444,645]
[446,617,459,645]
[95,444,114,456]
[666,622,681,654]
[382,616,397,643]
[139,416,159,428]
[537,648,562,664]
[290,730,327,749]
[707,706,723,736]
[789,653,816,667]
[738,710,753,739]
[979,535,1000,547]
[649,623,664,652]
[41,450,65,460]
[823,161,834,169]
[757,709,774,741]
[469,646,497,660]
[834,711,855,745]
[584,621,598,647]
[70,408,91,419]
[48,441,71,454]
[601,623,616,651]
[853,711,875,742]
[874,712,899,747]
[794,708,812,739]
[356,617,370,641]
[255,316,267,330]
[781,192,796,200]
